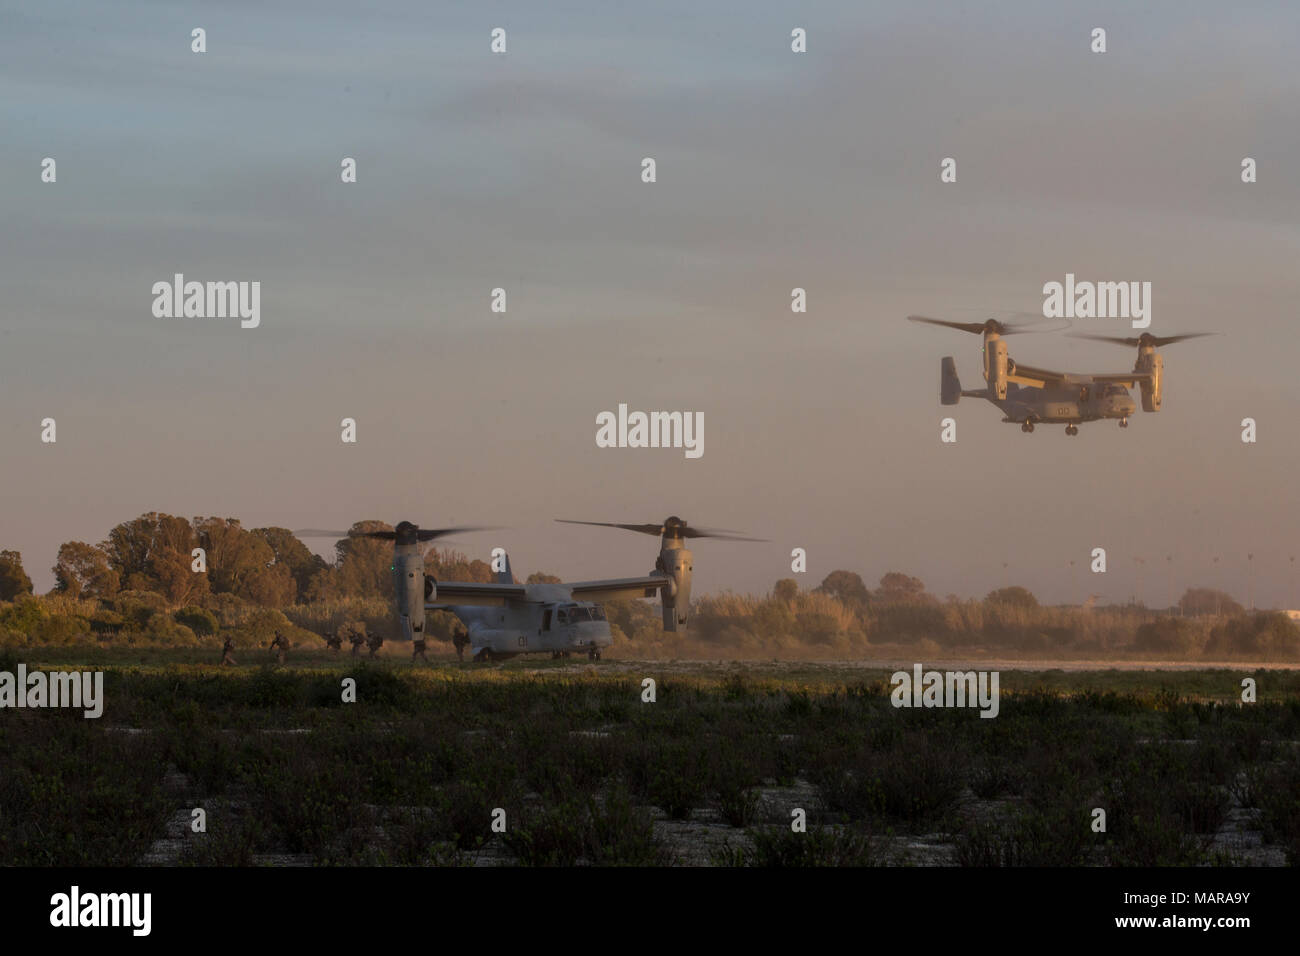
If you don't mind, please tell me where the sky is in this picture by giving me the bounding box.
[2,1,1299,608]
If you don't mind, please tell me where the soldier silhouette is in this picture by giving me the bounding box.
[269,631,289,664]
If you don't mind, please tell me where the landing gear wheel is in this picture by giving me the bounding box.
[588,648,599,661]
[1119,418,1129,428]
[1023,422,1035,433]
[479,649,493,663]
[1066,425,1077,436]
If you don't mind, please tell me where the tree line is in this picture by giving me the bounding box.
[0,513,1296,659]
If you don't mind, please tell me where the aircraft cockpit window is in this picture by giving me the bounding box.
[556,610,568,625]
[591,606,607,621]
[569,606,592,623]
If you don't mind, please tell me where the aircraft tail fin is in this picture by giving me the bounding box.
[495,551,513,585]
[941,357,962,405]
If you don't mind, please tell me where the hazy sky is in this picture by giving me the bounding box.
[3,1,1299,608]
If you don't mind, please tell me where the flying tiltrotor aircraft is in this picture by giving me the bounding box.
[908,315,1211,434]
[299,517,761,661]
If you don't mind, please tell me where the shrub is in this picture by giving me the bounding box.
[738,825,875,866]
[1133,618,1199,655]
[113,590,169,629]
[0,597,47,636]
[175,606,219,637]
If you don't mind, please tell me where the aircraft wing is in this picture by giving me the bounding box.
[426,581,525,608]
[568,574,671,602]
[1006,362,1066,388]
[1087,371,1154,386]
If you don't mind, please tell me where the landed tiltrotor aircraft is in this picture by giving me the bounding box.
[299,517,761,661]
[908,315,1211,435]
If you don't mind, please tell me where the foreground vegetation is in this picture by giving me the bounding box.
[2,650,1297,867]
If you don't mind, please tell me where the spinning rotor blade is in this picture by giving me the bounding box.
[294,524,493,542]
[556,518,766,542]
[556,519,666,536]
[681,529,768,542]
[907,315,988,335]
[413,526,494,542]
[907,314,1061,336]
[295,527,397,539]
[1069,332,1216,348]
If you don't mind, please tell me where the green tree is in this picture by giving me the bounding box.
[253,527,326,598]
[150,543,210,606]
[1178,587,1244,617]
[193,517,274,597]
[1133,617,1197,655]
[772,578,799,604]
[0,551,34,601]
[335,520,395,598]
[102,513,164,582]
[174,606,219,637]
[303,566,345,602]
[429,548,494,584]
[243,562,296,607]
[986,586,1038,609]
[875,572,929,604]
[52,541,120,599]
[1205,612,1300,657]
[0,595,45,635]
[100,512,198,596]
[815,570,869,610]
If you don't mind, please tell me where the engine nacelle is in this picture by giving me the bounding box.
[658,546,693,632]
[984,336,1008,400]
[392,548,426,641]
[1139,351,1163,412]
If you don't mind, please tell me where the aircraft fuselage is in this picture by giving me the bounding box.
[996,382,1136,425]
[445,599,612,660]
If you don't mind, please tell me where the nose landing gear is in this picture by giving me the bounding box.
[1020,421,1035,433]
[1065,425,1078,436]
[1119,418,1129,428]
